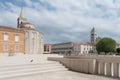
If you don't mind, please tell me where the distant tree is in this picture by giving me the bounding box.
[116,48,120,55]
[96,37,116,55]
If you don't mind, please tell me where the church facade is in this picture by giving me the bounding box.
[17,9,44,54]
[0,9,44,54]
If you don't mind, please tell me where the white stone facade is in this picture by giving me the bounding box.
[73,42,93,55]
[24,30,44,54]
[17,9,44,54]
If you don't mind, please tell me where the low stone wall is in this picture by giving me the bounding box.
[48,57,96,74]
[48,55,120,78]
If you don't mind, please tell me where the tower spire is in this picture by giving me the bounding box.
[19,8,24,18]
[90,27,98,44]
[91,27,95,32]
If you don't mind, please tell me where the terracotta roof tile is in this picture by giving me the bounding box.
[19,28,35,30]
[0,26,17,30]
[0,25,24,32]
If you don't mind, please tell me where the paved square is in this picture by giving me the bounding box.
[6,71,118,80]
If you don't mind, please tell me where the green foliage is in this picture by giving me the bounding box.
[96,37,116,54]
[116,48,120,53]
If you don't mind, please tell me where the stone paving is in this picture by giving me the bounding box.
[0,54,119,80]
[5,71,119,80]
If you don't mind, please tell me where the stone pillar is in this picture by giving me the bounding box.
[93,59,97,74]
[113,63,119,77]
[98,62,100,74]
[98,62,105,75]
[111,63,114,77]
[105,62,111,76]
[119,63,120,78]
[83,60,89,73]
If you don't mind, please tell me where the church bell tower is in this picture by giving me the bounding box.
[17,8,27,28]
[90,27,98,44]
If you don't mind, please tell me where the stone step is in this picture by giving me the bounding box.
[0,61,59,67]
[0,63,62,71]
[0,66,65,75]
[0,68,67,79]
[0,61,68,79]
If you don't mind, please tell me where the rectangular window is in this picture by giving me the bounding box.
[4,33,8,41]
[15,34,19,41]
[15,45,19,51]
[4,44,8,51]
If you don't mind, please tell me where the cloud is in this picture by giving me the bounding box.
[0,0,120,43]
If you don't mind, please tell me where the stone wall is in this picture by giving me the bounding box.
[0,29,25,54]
[24,30,44,54]
[48,55,120,78]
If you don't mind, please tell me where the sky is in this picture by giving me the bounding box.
[0,0,120,44]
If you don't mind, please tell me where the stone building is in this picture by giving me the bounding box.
[90,27,101,53]
[0,9,44,54]
[51,42,93,55]
[44,44,52,54]
[17,9,44,54]
[90,27,99,44]
[51,42,73,55]
[0,26,25,54]
[73,42,93,54]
